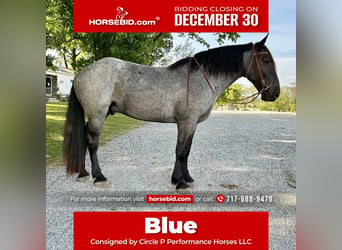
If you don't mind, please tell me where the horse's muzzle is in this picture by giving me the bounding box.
[261,89,280,102]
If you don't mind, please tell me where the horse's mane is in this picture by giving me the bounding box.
[168,43,253,77]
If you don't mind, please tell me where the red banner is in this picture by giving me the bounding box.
[74,212,268,249]
[74,0,268,32]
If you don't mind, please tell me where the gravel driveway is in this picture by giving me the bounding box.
[46,111,296,249]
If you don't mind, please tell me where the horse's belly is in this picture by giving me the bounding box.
[119,109,176,123]
[117,99,177,123]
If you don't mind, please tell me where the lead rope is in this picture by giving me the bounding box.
[186,57,191,111]
[186,44,272,110]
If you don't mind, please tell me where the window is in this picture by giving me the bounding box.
[46,77,52,96]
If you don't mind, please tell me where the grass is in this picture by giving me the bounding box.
[46,102,144,166]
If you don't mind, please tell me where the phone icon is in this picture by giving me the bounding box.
[216,194,225,203]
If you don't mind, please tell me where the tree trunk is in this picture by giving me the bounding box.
[63,53,68,69]
[71,47,77,70]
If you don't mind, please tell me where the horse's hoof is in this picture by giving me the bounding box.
[184,175,194,183]
[176,180,190,190]
[171,177,177,185]
[93,180,109,188]
[77,175,90,182]
[77,171,90,182]
[186,181,195,188]
[93,175,108,188]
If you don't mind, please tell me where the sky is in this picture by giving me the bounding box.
[172,0,296,86]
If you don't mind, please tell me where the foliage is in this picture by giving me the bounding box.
[46,0,240,71]
[258,85,296,112]
[46,102,144,166]
[79,33,173,66]
[155,37,195,66]
[215,83,296,112]
[178,33,240,49]
[214,33,240,45]
[46,0,85,69]
[46,54,57,70]
[216,84,243,105]
[46,0,173,71]
[155,33,240,66]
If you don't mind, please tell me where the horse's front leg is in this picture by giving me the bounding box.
[172,120,197,189]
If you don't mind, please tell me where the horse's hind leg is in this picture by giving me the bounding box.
[86,117,108,188]
[77,166,90,182]
[77,151,90,182]
[172,120,197,189]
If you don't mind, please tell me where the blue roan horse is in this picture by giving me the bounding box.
[63,35,280,189]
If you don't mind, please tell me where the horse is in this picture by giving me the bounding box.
[63,34,280,189]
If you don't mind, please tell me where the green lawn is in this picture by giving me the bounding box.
[46,102,144,166]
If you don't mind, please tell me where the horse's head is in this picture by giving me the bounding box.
[245,34,280,102]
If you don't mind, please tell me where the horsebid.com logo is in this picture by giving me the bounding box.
[88,6,158,26]
[116,6,128,20]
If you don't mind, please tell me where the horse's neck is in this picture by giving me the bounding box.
[209,70,245,96]
[204,49,249,96]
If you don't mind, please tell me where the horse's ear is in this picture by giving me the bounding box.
[255,33,269,49]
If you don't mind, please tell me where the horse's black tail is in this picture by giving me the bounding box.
[63,86,86,175]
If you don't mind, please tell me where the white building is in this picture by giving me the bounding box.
[46,67,75,99]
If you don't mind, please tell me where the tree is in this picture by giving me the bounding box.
[214,83,296,112]
[216,84,243,105]
[258,84,296,112]
[178,33,240,48]
[46,55,57,70]
[155,37,195,66]
[46,0,240,70]
[46,0,84,70]
[46,0,173,70]
[79,33,172,66]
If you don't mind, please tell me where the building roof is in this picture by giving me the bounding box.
[46,67,75,77]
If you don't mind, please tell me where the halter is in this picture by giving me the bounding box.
[186,44,272,111]
[244,44,271,93]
